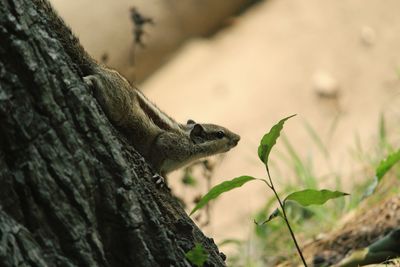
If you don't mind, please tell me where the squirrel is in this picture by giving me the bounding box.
[39,0,240,178]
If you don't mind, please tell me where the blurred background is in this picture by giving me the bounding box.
[51,0,400,265]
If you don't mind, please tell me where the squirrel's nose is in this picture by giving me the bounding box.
[232,134,240,145]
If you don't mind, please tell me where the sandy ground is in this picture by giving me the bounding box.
[50,0,251,82]
[141,0,400,248]
[52,0,400,255]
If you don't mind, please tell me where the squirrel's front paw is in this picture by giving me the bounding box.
[152,174,165,188]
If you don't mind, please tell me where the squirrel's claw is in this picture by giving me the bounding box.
[152,174,165,188]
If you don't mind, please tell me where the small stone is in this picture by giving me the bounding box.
[360,26,376,46]
[312,71,339,98]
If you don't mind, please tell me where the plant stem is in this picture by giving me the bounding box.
[265,166,308,267]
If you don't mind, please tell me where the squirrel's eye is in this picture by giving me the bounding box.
[216,131,225,139]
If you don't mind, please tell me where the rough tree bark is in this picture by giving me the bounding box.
[0,0,226,266]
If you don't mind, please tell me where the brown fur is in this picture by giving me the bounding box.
[40,0,240,174]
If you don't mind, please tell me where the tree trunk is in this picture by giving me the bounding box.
[0,0,226,266]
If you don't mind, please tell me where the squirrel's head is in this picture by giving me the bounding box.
[186,120,240,153]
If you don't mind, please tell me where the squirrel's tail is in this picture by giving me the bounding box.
[35,0,97,75]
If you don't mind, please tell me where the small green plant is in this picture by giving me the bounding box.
[375,149,400,183]
[190,115,349,266]
[185,243,209,267]
[364,148,400,197]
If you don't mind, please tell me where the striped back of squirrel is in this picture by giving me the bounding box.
[135,89,182,133]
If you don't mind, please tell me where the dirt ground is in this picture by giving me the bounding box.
[52,0,400,258]
[142,0,400,249]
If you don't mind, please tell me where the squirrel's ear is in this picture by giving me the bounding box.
[187,119,196,125]
[190,124,204,139]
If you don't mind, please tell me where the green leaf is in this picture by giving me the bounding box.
[376,149,400,182]
[284,189,349,207]
[255,207,282,225]
[190,176,256,215]
[364,149,400,197]
[258,115,296,165]
[185,243,208,267]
